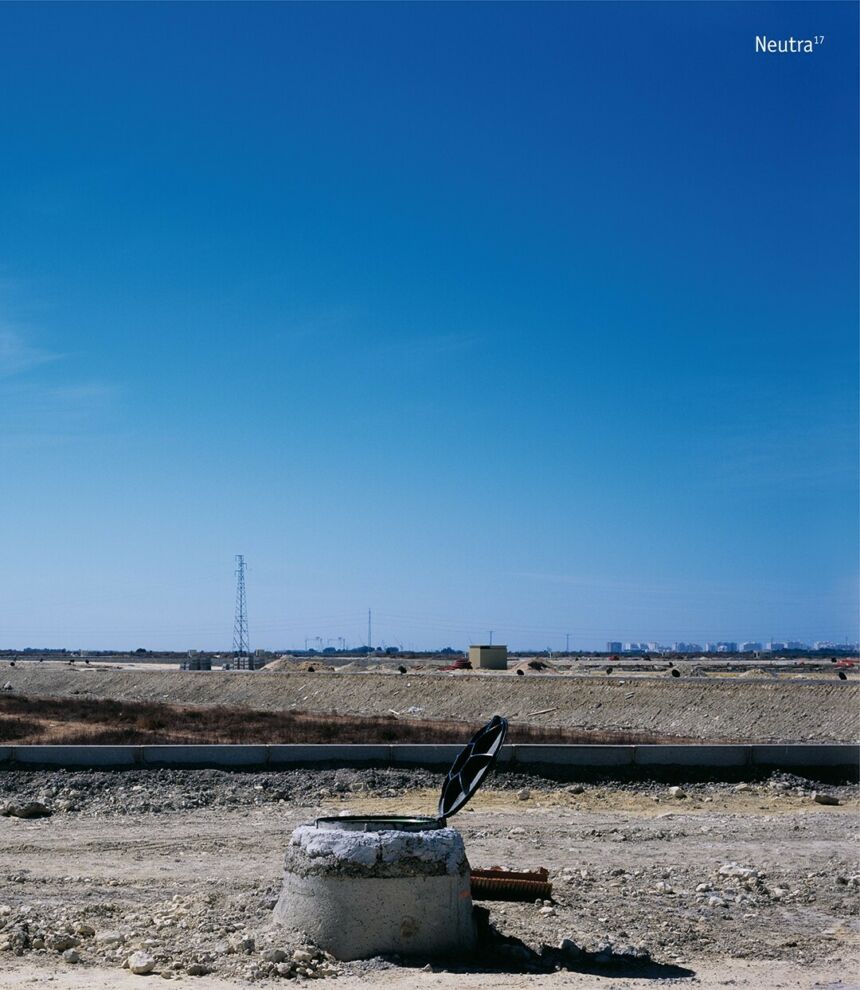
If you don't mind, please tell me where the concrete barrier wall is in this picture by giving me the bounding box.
[514,744,636,767]
[268,744,390,768]
[0,743,856,771]
[389,744,468,768]
[748,744,858,767]
[141,745,269,768]
[634,745,749,767]
[8,745,142,768]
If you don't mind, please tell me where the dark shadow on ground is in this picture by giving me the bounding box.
[378,918,696,979]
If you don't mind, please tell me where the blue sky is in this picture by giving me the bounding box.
[0,2,857,651]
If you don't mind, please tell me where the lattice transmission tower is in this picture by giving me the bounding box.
[232,554,252,670]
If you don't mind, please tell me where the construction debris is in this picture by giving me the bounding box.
[512,659,558,675]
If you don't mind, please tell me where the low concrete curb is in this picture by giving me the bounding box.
[268,744,390,768]
[0,743,856,771]
[749,744,857,767]
[515,744,636,767]
[141,745,269,768]
[633,745,749,767]
[7,745,142,767]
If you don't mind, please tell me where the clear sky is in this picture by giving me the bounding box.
[0,2,857,651]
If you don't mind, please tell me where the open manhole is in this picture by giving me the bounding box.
[273,715,508,960]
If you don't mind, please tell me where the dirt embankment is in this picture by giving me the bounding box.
[0,695,699,746]
[1,666,857,742]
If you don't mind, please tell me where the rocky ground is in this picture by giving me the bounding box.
[0,767,858,988]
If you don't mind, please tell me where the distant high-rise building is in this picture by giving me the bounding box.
[606,641,623,653]
[739,641,762,653]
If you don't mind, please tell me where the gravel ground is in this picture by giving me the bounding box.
[0,766,857,816]
[0,767,858,989]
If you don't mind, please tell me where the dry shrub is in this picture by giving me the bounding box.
[0,716,44,741]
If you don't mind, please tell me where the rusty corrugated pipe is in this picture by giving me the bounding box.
[470,867,552,902]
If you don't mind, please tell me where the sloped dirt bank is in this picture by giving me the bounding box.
[2,666,857,742]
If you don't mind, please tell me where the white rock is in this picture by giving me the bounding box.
[719,863,755,880]
[127,950,156,975]
[96,930,124,945]
[516,789,531,801]
[559,937,584,959]
[62,948,80,964]
[668,786,687,799]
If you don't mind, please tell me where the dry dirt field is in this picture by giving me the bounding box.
[1,767,858,990]
[2,665,858,742]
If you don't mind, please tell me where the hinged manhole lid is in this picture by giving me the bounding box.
[437,714,509,820]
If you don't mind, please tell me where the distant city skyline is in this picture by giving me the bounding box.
[607,639,857,655]
[0,3,856,651]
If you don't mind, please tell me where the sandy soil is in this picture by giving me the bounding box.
[2,665,857,741]
[1,773,857,989]
[1,957,857,989]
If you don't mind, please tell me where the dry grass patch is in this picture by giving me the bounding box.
[0,693,711,745]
